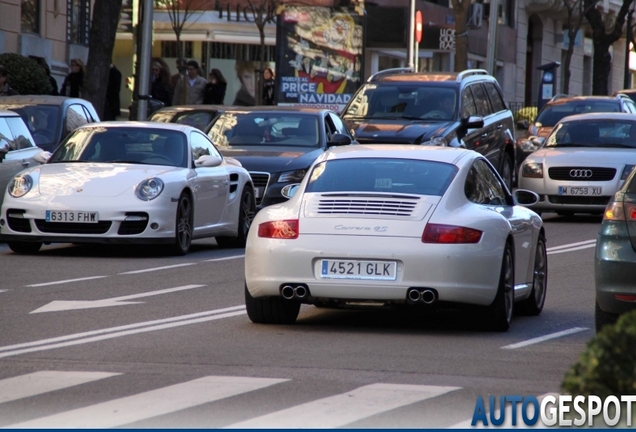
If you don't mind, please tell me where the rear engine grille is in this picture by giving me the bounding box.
[35,220,112,234]
[547,195,611,205]
[118,213,149,235]
[316,197,419,216]
[548,167,616,181]
[6,209,31,233]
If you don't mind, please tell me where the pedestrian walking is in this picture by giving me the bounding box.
[172,60,207,105]
[0,65,18,96]
[60,58,85,98]
[262,67,276,105]
[151,63,174,107]
[203,68,227,104]
[103,64,122,120]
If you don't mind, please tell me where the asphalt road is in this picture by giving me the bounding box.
[0,212,603,428]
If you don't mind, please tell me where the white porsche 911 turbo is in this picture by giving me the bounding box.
[245,145,547,331]
[0,122,255,255]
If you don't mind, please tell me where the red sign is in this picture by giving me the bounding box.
[415,11,423,43]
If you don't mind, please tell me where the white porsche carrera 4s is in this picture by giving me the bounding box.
[0,122,255,255]
[245,145,547,331]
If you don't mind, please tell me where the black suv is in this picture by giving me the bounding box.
[341,69,516,188]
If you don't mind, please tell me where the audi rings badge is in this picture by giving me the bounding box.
[569,169,593,178]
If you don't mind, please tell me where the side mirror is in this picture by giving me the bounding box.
[281,183,300,199]
[195,154,223,168]
[461,115,484,130]
[327,133,352,147]
[516,119,530,130]
[33,150,51,164]
[513,189,539,206]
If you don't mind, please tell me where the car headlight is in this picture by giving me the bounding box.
[278,169,307,183]
[424,137,448,146]
[518,136,545,153]
[8,174,33,198]
[621,164,635,180]
[521,163,543,178]
[135,178,164,201]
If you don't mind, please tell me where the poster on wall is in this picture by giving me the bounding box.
[275,6,365,112]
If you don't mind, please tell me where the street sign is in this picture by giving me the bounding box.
[415,11,423,43]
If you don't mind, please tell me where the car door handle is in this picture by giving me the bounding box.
[22,160,30,167]
[497,124,503,130]
[481,133,488,138]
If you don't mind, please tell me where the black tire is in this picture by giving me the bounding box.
[245,283,300,324]
[594,300,619,333]
[486,242,515,332]
[517,234,547,316]
[500,153,513,192]
[7,241,42,254]
[216,186,256,248]
[170,193,193,256]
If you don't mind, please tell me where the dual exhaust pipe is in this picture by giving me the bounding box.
[281,284,309,300]
[407,288,438,304]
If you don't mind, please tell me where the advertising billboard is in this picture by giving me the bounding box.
[275,6,365,112]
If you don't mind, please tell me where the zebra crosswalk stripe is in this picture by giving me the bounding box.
[226,383,461,428]
[7,375,289,428]
[0,371,120,404]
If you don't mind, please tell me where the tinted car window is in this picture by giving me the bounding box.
[0,118,13,152]
[546,119,636,148]
[484,82,506,113]
[148,110,177,123]
[64,104,90,137]
[536,101,621,127]
[461,87,478,118]
[470,84,491,117]
[209,112,321,147]
[306,158,457,196]
[174,111,216,131]
[190,131,221,161]
[5,117,36,149]
[465,159,506,205]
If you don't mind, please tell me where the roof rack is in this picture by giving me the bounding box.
[455,69,489,82]
[367,67,414,82]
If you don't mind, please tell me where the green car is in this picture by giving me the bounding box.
[594,171,636,332]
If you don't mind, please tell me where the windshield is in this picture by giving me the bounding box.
[545,119,636,148]
[306,158,458,196]
[535,101,621,127]
[342,84,458,121]
[208,112,321,148]
[0,104,60,149]
[49,127,189,168]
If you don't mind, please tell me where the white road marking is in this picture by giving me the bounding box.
[450,392,557,428]
[0,305,245,355]
[30,284,206,313]
[0,371,120,404]
[0,290,7,293]
[203,255,244,262]
[7,376,288,428]
[501,327,589,350]
[546,239,596,255]
[226,383,460,429]
[118,263,196,274]
[25,276,107,287]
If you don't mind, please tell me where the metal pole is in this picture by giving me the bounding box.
[485,0,499,75]
[137,0,153,120]
[625,10,633,89]
[407,0,415,69]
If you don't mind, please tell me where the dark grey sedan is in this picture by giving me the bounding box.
[595,171,636,332]
[204,106,356,209]
[0,96,100,153]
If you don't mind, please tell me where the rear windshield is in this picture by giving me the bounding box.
[305,157,458,196]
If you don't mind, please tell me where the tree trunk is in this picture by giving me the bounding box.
[592,41,613,94]
[84,0,124,119]
[451,0,471,72]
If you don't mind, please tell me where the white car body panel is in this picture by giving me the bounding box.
[246,145,543,308]
[519,147,636,213]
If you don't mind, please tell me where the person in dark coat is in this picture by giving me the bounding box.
[0,65,18,96]
[38,60,59,96]
[203,68,227,105]
[262,67,275,105]
[60,58,85,98]
[150,63,174,107]
[103,64,122,120]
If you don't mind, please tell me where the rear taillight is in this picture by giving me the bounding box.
[422,224,482,244]
[258,219,299,239]
[603,201,636,221]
